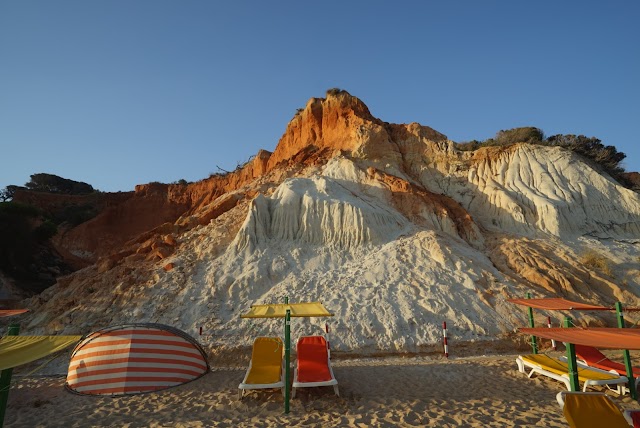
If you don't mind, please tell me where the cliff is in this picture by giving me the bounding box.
[7,90,640,356]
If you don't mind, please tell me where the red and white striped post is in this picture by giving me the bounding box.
[442,321,449,358]
[325,322,331,356]
[547,317,557,350]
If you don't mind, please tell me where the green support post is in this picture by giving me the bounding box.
[0,324,20,428]
[526,292,538,354]
[564,317,580,392]
[615,302,637,399]
[284,309,291,414]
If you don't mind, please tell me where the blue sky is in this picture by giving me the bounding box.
[1,1,638,192]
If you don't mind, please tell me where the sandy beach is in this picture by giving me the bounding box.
[6,352,640,427]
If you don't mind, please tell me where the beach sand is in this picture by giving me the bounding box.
[5,353,640,427]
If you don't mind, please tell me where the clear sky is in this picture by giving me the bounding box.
[1,1,638,192]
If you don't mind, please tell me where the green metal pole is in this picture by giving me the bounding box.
[284,309,291,414]
[526,292,538,354]
[615,302,637,399]
[564,316,580,392]
[0,324,20,428]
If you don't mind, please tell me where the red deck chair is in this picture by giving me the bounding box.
[575,344,640,377]
[292,335,339,398]
[575,344,640,393]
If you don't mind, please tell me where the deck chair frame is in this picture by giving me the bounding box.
[516,354,628,394]
[557,355,631,395]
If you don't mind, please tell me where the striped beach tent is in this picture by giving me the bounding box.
[65,323,209,396]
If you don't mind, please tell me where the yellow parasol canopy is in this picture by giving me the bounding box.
[0,336,82,371]
[240,302,333,318]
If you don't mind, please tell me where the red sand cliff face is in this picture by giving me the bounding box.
[267,91,449,170]
[55,183,190,262]
[12,90,640,341]
[11,188,133,216]
[45,150,273,263]
[266,92,380,169]
[20,91,457,265]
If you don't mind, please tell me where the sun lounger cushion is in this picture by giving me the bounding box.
[521,354,620,382]
[238,337,284,399]
[296,336,332,383]
[292,335,339,398]
[517,354,628,394]
[244,337,283,385]
[557,392,630,428]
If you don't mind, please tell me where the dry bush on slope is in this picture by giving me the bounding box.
[581,250,614,277]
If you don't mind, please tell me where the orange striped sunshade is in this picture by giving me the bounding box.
[519,327,640,350]
[66,324,209,396]
[0,309,28,318]
[507,298,612,311]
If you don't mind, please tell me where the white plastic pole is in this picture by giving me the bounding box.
[547,316,557,351]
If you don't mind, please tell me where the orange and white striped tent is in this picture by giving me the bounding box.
[66,324,209,396]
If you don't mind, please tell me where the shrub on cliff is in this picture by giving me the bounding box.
[0,185,19,202]
[52,203,98,226]
[0,202,42,276]
[491,127,545,146]
[25,173,95,195]
[581,250,614,277]
[455,127,631,188]
[546,134,626,174]
[35,219,58,241]
[2,173,101,226]
[456,140,482,151]
[456,127,544,150]
[326,87,348,96]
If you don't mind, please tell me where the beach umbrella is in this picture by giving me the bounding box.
[240,298,334,414]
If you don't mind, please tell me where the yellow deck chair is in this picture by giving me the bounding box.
[556,391,632,427]
[516,354,628,393]
[238,337,284,399]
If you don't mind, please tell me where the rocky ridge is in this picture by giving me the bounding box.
[8,90,640,357]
